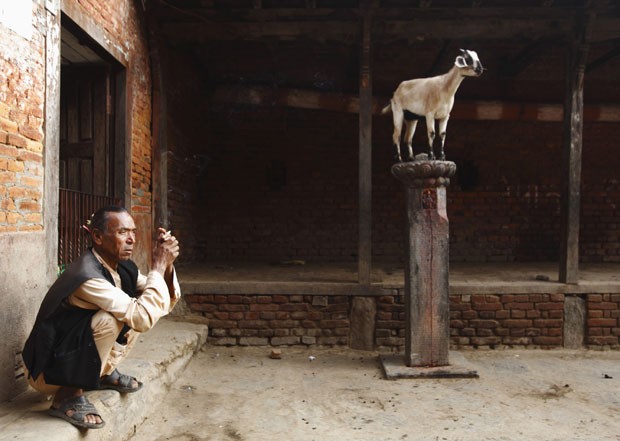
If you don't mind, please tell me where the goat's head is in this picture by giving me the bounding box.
[455,49,484,77]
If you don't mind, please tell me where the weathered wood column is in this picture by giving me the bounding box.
[392,160,456,367]
[358,4,373,285]
[559,12,592,284]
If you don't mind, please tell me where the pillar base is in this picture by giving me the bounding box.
[379,353,479,380]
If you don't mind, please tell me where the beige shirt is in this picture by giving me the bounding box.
[67,249,181,333]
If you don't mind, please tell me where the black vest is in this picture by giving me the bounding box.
[22,250,138,390]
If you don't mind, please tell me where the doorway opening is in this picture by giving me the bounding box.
[58,16,127,269]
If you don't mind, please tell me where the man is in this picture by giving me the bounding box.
[22,206,180,429]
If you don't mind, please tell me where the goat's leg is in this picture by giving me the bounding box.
[391,108,404,162]
[425,115,436,160]
[437,117,449,160]
[403,119,418,162]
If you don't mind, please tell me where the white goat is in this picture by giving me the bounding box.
[382,49,484,162]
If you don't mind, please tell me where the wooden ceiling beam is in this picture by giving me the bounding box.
[212,84,620,122]
[162,21,359,43]
[586,45,620,73]
[498,39,556,78]
[154,4,620,43]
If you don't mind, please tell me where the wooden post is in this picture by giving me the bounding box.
[358,6,372,285]
[391,161,456,367]
[559,13,591,284]
[146,5,170,231]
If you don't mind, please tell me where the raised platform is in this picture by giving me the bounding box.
[177,261,620,295]
[0,319,208,441]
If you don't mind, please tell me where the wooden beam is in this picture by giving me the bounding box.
[358,6,372,285]
[147,5,170,231]
[586,45,620,73]
[212,84,620,122]
[559,12,592,284]
[498,39,554,78]
[162,21,359,43]
[155,5,620,43]
[376,16,572,41]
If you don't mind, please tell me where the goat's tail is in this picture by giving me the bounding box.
[380,102,392,115]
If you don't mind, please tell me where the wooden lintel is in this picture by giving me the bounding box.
[212,85,620,122]
[162,21,359,43]
[161,15,620,44]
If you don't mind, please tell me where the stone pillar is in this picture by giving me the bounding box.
[391,160,456,367]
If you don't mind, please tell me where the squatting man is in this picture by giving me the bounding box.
[22,206,181,429]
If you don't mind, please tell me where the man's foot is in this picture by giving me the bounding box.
[99,368,143,393]
[49,393,105,429]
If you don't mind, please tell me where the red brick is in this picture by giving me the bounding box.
[533,336,562,346]
[533,319,562,328]
[209,320,237,329]
[280,303,309,312]
[503,319,532,328]
[470,319,498,329]
[588,318,617,327]
[250,303,279,312]
[536,302,564,311]
[506,302,534,310]
[239,320,269,329]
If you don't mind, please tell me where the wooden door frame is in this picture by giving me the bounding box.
[59,5,130,206]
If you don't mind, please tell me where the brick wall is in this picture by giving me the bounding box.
[196,107,359,262]
[161,47,213,263]
[192,106,619,264]
[185,294,351,346]
[587,294,620,348]
[0,3,46,233]
[185,290,619,350]
[449,293,564,348]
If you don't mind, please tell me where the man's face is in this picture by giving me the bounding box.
[93,211,137,267]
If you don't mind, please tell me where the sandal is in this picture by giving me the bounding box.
[48,395,105,429]
[99,368,143,393]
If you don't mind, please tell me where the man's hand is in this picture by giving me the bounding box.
[152,227,179,276]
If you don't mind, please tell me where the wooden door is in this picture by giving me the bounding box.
[59,66,112,196]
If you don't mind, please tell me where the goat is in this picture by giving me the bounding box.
[382,49,484,162]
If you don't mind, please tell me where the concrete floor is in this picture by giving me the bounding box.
[129,345,620,441]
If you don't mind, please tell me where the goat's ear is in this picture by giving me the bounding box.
[455,56,467,68]
[460,48,466,54]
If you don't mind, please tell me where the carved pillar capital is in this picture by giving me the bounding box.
[391,160,456,189]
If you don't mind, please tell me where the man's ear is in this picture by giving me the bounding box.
[91,229,104,246]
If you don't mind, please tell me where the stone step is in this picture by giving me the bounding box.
[0,318,208,441]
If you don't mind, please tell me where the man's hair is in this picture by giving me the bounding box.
[90,205,128,233]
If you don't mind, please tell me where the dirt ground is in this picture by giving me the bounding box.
[130,346,620,441]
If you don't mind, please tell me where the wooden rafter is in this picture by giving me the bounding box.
[498,39,555,78]
[153,2,620,44]
[586,45,620,73]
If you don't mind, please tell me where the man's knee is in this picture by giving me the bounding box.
[91,310,123,338]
